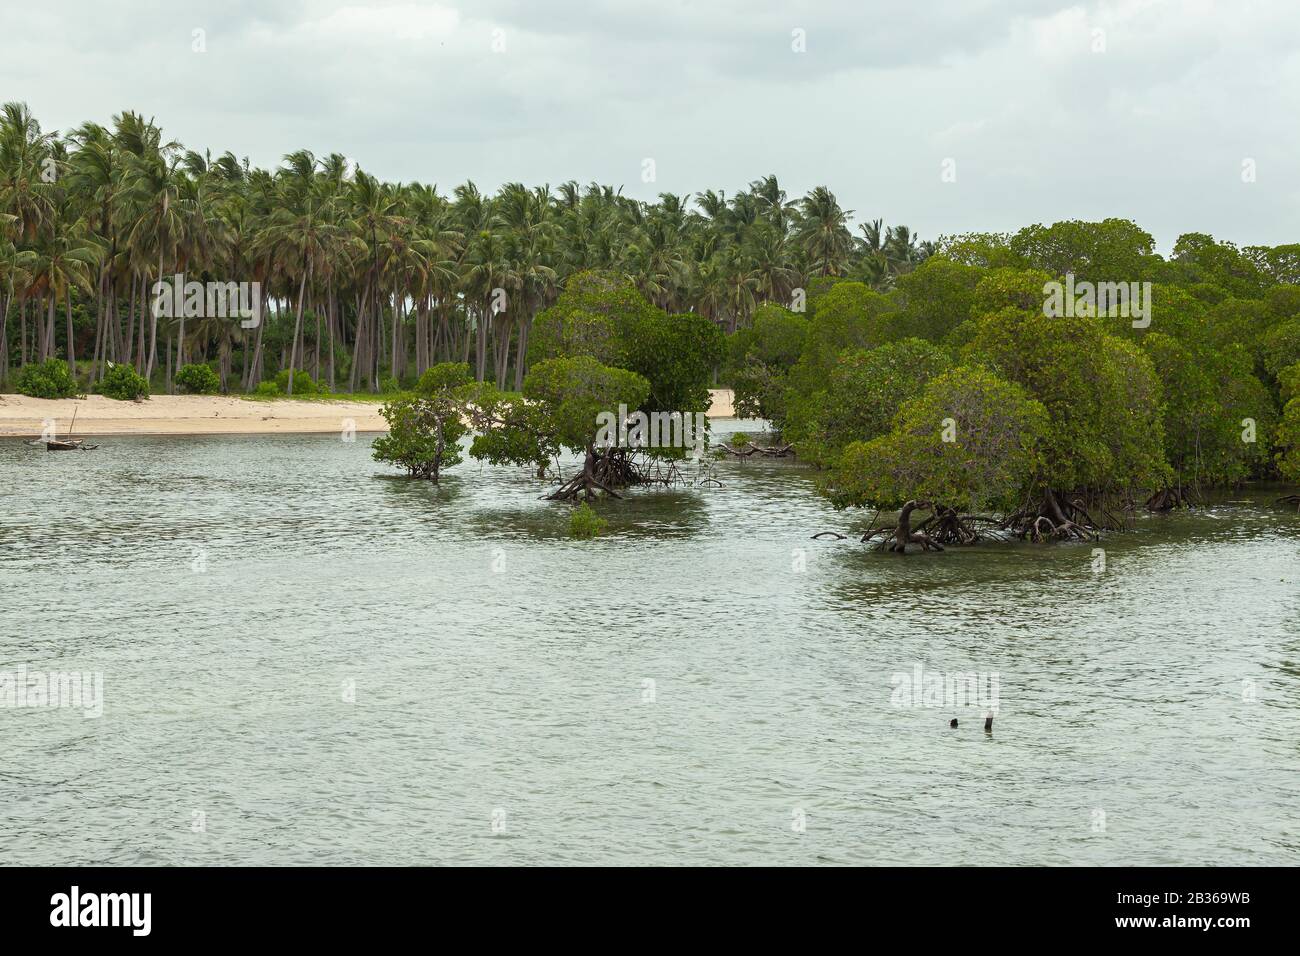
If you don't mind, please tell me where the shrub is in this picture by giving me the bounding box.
[253,380,282,397]
[174,363,221,395]
[274,369,316,395]
[14,358,79,399]
[95,363,150,401]
[416,362,473,395]
[378,374,401,394]
[569,502,607,540]
[372,394,467,480]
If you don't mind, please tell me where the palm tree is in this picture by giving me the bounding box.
[796,186,853,277]
[120,127,183,379]
[2,100,941,395]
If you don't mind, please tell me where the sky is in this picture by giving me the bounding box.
[2,0,1296,251]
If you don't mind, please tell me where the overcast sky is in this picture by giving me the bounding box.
[2,0,1295,250]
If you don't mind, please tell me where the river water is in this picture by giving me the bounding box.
[2,425,1297,865]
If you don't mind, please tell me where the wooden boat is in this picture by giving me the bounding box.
[42,407,98,451]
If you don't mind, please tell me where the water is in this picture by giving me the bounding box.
[1,426,1298,865]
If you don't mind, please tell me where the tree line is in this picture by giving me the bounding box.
[0,102,926,396]
[726,220,1300,544]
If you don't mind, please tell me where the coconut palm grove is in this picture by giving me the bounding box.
[2,101,1299,535]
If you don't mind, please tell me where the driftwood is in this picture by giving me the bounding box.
[718,441,795,458]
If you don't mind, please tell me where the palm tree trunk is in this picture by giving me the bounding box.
[65,287,77,379]
[313,291,321,383]
[512,295,531,391]
[91,285,105,384]
[246,290,266,390]
[0,290,11,382]
[327,287,336,391]
[286,265,309,395]
[390,281,401,382]
[44,295,55,363]
[475,305,487,381]
[146,253,162,379]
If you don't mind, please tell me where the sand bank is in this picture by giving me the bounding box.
[0,388,739,437]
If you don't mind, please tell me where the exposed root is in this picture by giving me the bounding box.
[1002,489,1100,541]
[719,441,795,458]
[545,447,709,500]
[1145,485,1197,512]
[811,531,846,540]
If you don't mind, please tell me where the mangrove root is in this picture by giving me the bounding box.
[1002,490,1100,541]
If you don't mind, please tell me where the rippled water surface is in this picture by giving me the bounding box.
[2,426,1298,865]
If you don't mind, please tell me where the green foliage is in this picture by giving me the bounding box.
[374,365,474,481]
[623,311,724,416]
[173,363,220,395]
[826,366,1050,512]
[569,502,607,540]
[525,356,649,452]
[1264,284,1300,319]
[934,233,1021,269]
[274,368,317,394]
[253,380,282,397]
[1142,334,1274,484]
[1276,396,1300,483]
[796,281,896,381]
[971,267,1055,316]
[964,304,1168,493]
[1010,219,1160,284]
[15,358,79,399]
[416,362,474,394]
[1261,319,1300,378]
[888,257,985,343]
[1278,362,1300,404]
[788,338,952,468]
[469,356,650,471]
[378,374,401,394]
[727,304,809,422]
[1170,233,1269,297]
[95,362,150,401]
[372,394,467,480]
[527,277,717,455]
[528,271,658,367]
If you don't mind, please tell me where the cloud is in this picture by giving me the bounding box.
[0,0,1295,249]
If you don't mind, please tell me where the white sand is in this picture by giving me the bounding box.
[0,388,740,437]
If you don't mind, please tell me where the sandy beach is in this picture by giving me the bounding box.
[0,388,739,437]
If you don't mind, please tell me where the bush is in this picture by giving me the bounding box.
[14,358,79,399]
[569,502,607,540]
[274,368,316,395]
[174,363,221,395]
[416,362,473,395]
[253,380,282,397]
[95,363,150,401]
[372,395,467,480]
[378,374,401,394]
